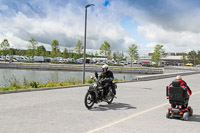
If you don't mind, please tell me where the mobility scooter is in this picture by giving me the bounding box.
[166,80,193,121]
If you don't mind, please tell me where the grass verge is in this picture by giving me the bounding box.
[0,77,122,92]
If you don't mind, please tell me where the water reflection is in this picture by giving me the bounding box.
[0,68,143,87]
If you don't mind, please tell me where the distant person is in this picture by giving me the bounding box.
[9,56,13,63]
[168,75,192,108]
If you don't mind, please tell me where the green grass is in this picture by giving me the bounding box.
[0,77,100,92]
[0,76,126,92]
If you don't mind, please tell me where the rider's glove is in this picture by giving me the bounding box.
[110,77,114,81]
[99,79,103,84]
[103,78,109,82]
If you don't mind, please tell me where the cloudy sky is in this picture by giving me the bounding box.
[1,0,200,56]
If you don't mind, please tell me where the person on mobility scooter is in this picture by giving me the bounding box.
[166,75,193,120]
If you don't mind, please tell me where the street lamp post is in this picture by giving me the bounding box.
[83,4,95,84]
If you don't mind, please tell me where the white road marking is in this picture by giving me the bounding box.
[86,90,200,133]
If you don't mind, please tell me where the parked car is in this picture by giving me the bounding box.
[6,56,10,61]
[119,61,128,65]
[14,56,26,61]
[106,60,115,64]
[54,57,63,61]
[96,61,105,65]
[0,56,5,61]
[127,61,131,64]
[76,59,83,64]
[185,63,193,66]
[34,56,44,62]
[133,60,138,64]
[141,61,151,66]
[44,57,51,63]
[67,58,75,63]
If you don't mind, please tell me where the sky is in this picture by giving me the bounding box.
[1,0,200,56]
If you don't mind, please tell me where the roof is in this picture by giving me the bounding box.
[161,56,183,60]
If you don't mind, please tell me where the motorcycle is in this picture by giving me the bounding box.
[84,73,117,109]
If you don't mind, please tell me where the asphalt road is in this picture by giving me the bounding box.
[0,74,200,133]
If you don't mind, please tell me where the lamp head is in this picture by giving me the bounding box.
[85,4,95,8]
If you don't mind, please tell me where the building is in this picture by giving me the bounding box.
[139,53,185,66]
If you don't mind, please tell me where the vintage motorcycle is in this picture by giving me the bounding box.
[84,73,117,109]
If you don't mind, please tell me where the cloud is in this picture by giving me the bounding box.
[0,0,135,53]
[0,31,28,50]
[138,23,200,53]
[0,5,8,11]
[1,0,200,56]
[112,0,200,54]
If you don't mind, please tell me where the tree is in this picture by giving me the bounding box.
[63,48,68,58]
[56,49,62,57]
[46,51,50,57]
[36,45,46,56]
[90,52,94,58]
[8,48,15,55]
[27,38,38,57]
[197,50,200,65]
[151,44,165,66]
[120,52,124,61]
[95,51,98,57]
[187,50,197,66]
[128,44,139,67]
[68,50,74,58]
[113,52,117,61]
[73,54,78,60]
[113,51,124,63]
[27,49,32,57]
[100,41,111,59]
[181,53,187,65]
[0,39,10,57]
[51,40,59,58]
[75,40,83,58]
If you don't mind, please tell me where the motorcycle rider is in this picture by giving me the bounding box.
[98,64,115,98]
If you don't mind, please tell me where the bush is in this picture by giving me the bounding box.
[29,81,39,88]
[152,64,159,67]
[67,78,76,85]
[23,76,29,86]
[38,84,46,88]
[87,78,94,84]
[7,75,20,87]
[57,82,64,86]
[114,78,119,82]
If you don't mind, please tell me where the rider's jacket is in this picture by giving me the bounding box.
[169,79,192,96]
[99,70,116,95]
[99,70,114,81]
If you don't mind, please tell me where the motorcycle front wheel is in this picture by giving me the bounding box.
[84,91,95,109]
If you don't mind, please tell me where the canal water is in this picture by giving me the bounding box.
[0,68,144,87]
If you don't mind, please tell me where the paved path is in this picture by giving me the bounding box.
[0,74,200,133]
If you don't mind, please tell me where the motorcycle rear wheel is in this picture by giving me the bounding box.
[106,89,114,104]
[84,91,95,109]
[107,96,114,104]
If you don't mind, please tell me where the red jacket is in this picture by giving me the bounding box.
[168,79,192,96]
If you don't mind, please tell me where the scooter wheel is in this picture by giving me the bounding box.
[189,108,193,116]
[166,112,171,118]
[183,112,189,121]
